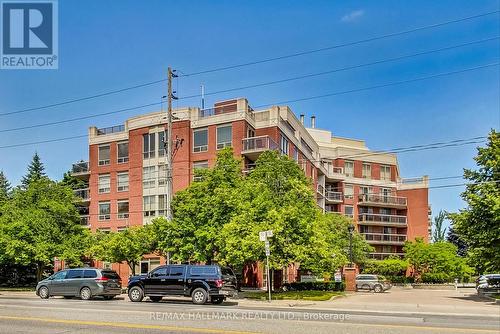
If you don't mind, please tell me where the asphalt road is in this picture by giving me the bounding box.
[0,293,498,334]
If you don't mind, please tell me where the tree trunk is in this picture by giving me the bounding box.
[128,261,136,276]
[36,263,43,282]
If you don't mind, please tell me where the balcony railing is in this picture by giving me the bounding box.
[97,125,125,135]
[317,184,325,196]
[74,188,90,201]
[325,191,343,202]
[71,161,89,175]
[199,106,254,119]
[361,233,407,244]
[369,252,404,260]
[359,213,407,225]
[242,136,279,153]
[322,163,345,179]
[358,194,407,207]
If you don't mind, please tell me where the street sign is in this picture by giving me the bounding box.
[266,230,273,238]
[259,231,267,241]
[334,271,342,283]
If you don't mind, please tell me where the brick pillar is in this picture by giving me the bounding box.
[343,266,358,291]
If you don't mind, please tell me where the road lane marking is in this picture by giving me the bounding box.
[0,315,258,334]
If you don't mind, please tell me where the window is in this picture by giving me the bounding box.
[169,266,184,276]
[98,228,111,233]
[344,184,354,199]
[360,186,371,195]
[98,174,110,193]
[247,127,255,138]
[151,266,168,277]
[383,226,395,234]
[158,194,167,216]
[280,134,289,155]
[143,195,156,217]
[158,131,166,157]
[344,161,354,177]
[83,270,97,278]
[142,166,156,189]
[193,128,208,152]
[52,271,67,280]
[140,261,150,275]
[293,146,299,162]
[117,142,129,163]
[67,270,83,279]
[190,266,217,276]
[143,133,156,159]
[359,206,373,214]
[362,163,371,179]
[344,205,354,217]
[382,245,393,253]
[98,145,110,166]
[216,125,232,149]
[117,172,129,191]
[380,208,392,215]
[381,188,392,197]
[193,160,209,181]
[158,164,167,186]
[117,226,127,232]
[381,165,391,181]
[98,201,110,220]
[117,200,129,219]
[359,225,370,233]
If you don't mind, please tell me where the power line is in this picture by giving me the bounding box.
[180,10,500,77]
[0,10,497,118]
[1,62,497,134]
[179,36,500,100]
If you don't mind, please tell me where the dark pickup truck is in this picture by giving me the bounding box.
[127,264,237,304]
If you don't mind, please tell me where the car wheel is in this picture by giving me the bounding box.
[191,288,208,305]
[149,296,162,302]
[128,286,144,302]
[103,296,115,300]
[38,286,49,299]
[373,285,383,293]
[211,297,224,305]
[80,287,92,300]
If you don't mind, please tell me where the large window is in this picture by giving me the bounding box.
[280,134,289,155]
[158,194,167,216]
[362,163,371,179]
[98,145,110,166]
[143,195,156,217]
[143,133,156,159]
[344,161,354,177]
[98,174,110,193]
[193,160,209,181]
[158,164,167,186]
[381,165,391,181]
[117,200,129,219]
[193,128,208,152]
[117,172,129,191]
[360,186,371,195]
[344,205,354,217]
[98,201,110,221]
[117,142,129,163]
[158,131,167,157]
[216,125,232,149]
[344,184,354,199]
[293,146,299,162]
[142,166,156,189]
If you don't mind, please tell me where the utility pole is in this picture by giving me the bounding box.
[166,67,177,222]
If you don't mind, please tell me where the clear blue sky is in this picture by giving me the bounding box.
[0,0,499,224]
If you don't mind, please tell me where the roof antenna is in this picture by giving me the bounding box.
[201,84,205,110]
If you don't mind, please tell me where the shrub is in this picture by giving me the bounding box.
[283,281,345,291]
[421,273,450,284]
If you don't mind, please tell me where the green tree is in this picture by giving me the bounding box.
[432,210,447,243]
[60,171,86,190]
[20,152,47,189]
[404,238,473,283]
[94,226,154,276]
[152,148,242,264]
[0,170,11,204]
[447,225,468,257]
[448,130,500,273]
[363,257,408,281]
[0,179,87,280]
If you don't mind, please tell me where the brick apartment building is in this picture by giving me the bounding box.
[71,98,431,286]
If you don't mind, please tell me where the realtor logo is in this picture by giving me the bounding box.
[1,1,58,69]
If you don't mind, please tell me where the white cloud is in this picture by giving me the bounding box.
[341,10,365,23]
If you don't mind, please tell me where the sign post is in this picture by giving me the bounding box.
[260,230,273,302]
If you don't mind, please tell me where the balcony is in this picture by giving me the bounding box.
[316,184,325,197]
[71,161,90,179]
[325,191,343,203]
[323,164,345,180]
[369,252,405,260]
[361,233,407,245]
[97,125,125,136]
[358,193,407,208]
[74,188,90,204]
[199,106,254,120]
[358,213,407,226]
[241,136,279,160]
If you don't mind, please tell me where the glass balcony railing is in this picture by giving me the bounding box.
[97,125,125,135]
[242,136,279,153]
[325,191,343,202]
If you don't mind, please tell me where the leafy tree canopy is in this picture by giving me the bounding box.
[432,210,447,243]
[0,170,11,204]
[448,130,499,273]
[20,152,47,189]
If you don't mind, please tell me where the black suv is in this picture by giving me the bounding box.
[127,264,237,304]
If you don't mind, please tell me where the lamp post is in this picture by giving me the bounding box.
[348,224,355,268]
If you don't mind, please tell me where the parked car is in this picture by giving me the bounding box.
[355,274,392,293]
[36,268,122,300]
[127,264,238,304]
[476,274,500,295]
